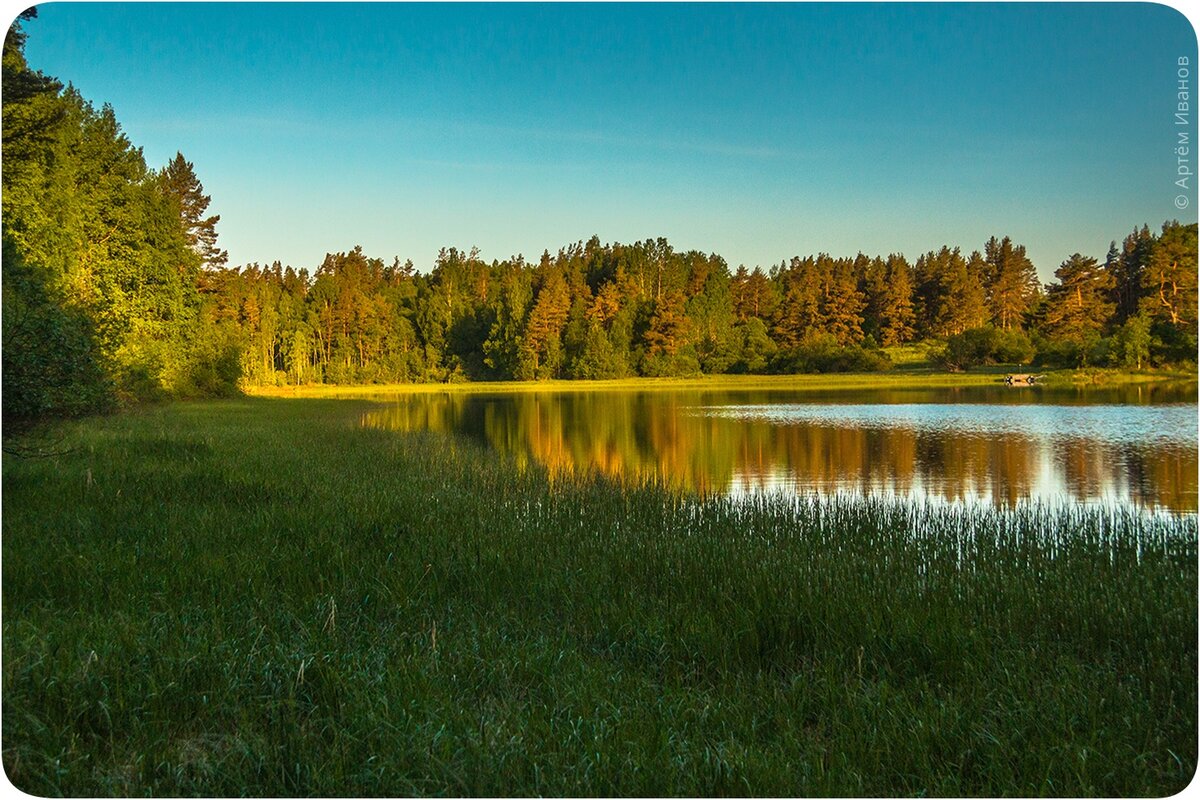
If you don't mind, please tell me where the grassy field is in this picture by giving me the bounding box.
[3,397,1196,795]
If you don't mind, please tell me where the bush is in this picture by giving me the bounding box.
[181,322,244,397]
[1108,313,1152,370]
[769,333,892,374]
[640,351,701,378]
[1149,319,1199,368]
[1,241,114,421]
[938,326,1034,370]
[571,327,629,379]
[731,318,777,374]
[1034,331,1107,369]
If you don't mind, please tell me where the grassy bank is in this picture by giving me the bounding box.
[246,371,1004,398]
[3,398,1196,795]
[245,367,1196,399]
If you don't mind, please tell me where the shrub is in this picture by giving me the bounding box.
[770,333,892,374]
[938,326,1034,370]
[1,241,114,421]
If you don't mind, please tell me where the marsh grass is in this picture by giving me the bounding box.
[2,398,1196,795]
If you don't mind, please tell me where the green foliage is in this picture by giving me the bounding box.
[2,15,237,419]
[984,236,1041,330]
[570,325,629,379]
[182,321,245,397]
[1034,330,1107,369]
[209,224,1192,387]
[1,238,113,420]
[1148,319,1199,369]
[770,332,892,374]
[865,254,917,346]
[640,350,702,378]
[939,326,1035,370]
[913,247,988,338]
[1040,253,1115,340]
[159,152,228,269]
[730,317,776,373]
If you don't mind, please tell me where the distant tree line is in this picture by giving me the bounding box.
[216,222,1195,387]
[3,12,1196,422]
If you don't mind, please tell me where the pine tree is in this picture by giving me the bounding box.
[643,289,691,357]
[772,257,823,347]
[482,267,532,379]
[1140,221,1198,329]
[731,266,778,321]
[519,269,571,379]
[1040,253,1115,339]
[915,247,986,338]
[985,236,1039,330]
[160,152,228,269]
[877,254,916,346]
[821,259,865,345]
[1114,225,1154,323]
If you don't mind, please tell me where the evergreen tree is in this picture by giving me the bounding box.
[1140,221,1198,329]
[821,259,865,345]
[519,268,571,379]
[915,247,986,338]
[985,236,1040,330]
[1040,253,1116,340]
[160,152,228,269]
[875,254,916,346]
[482,264,532,379]
[772,257,823,347]
[3,12,239,412]
[1113,225,1154,323]
[641,289,698,376]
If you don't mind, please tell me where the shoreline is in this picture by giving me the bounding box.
[245,368,1197,399]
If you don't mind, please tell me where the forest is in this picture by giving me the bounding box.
[4,11,1197,422]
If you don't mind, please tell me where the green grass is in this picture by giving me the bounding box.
[3,398,1196,796]
[881,340,944,369]
[248,370,1026,399]
[246,361,1196,400]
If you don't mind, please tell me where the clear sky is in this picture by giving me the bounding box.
[18,2,1199,278]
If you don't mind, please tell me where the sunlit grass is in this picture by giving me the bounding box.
[246,364,1196,400]
[248,370,1012,399]
[881,340,943,368]
[3,398,1196,795]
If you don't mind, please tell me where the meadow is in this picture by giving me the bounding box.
[2,396,1196,796]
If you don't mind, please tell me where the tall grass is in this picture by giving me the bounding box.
[3,398,1196,795]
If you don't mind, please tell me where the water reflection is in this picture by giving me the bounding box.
[360,384,1198,514]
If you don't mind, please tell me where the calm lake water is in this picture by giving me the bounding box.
[360,382,1198,514]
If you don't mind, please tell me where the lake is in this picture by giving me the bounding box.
[360,381,1198,514]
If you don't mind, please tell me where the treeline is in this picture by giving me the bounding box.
[4,12,1197,420]
[3,11,239,422]
[215,222,1196,386]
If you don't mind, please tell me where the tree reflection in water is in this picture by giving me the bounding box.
[361,385,1198,514]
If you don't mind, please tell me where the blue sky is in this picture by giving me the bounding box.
[19,2,1199,278]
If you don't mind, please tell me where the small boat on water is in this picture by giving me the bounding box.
[1004,374,1039,386]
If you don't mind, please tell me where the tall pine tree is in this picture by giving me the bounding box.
[160,152,228,269]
